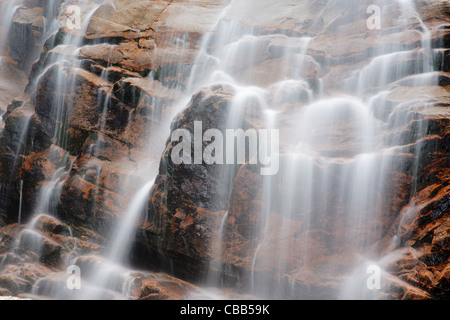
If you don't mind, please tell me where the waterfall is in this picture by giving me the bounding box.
[0,0,22,59]
[178,0,439,299]
[65,179,155,300]
[27,3,103,222]
[0,0,446,301]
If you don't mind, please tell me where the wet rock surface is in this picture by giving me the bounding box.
[0,0,225,299]
[142,0,450,299]
[0,0,448,300]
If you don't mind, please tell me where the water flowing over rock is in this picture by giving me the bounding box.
[0,0,448,300]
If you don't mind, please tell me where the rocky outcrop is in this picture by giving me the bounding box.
[0,214,202,299]
[0,0,224,225]
[0,0,226,299]
[143,0,450,299]
[9,6,44,69]
[0,214,101,297]
[146,84,248,281]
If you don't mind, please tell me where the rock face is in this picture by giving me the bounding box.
[0,214,101,297]
[146,84,241,280]
[0,0,225,299]
[9,6,44,70]
[0,0,448,300]
[143,0,450,300]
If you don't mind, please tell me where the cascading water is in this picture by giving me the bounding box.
[63,179,155,300]
[0,0,446,301]
[13,0,201,300]
[176,0,440,299]
[22,4,102,223]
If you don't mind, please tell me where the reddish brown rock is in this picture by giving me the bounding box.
[146,84,239,280]
[0,0,448,301]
